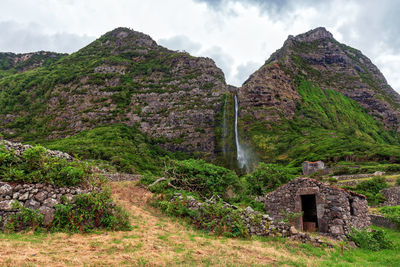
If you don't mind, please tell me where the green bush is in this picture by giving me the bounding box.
[345,176,389,205]
[157,196,249,238]
[0,144,90,186]
[4,202,44,232]
[244,163,295,196]
[162,159,244,199]
[396,177,400,186]
[349,228,393,251]
[50,189,131,233]
[44,125,178,175]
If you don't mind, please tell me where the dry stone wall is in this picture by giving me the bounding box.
[370,214,398,230]
[0,181,90,227]
[381,186,400,206]
[0,140,90,228]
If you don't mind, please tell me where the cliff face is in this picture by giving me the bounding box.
[238,27,400,165]
[0,28,229,155]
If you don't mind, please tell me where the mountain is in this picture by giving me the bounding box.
[0,28,228,157]
[0,51,66,78]
[1,26,400,171]
[238,27,400,166]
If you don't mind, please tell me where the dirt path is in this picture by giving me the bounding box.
[0,181,320,266]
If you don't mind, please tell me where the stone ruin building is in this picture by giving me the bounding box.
[264,178,370,238]
[302,161,325,175]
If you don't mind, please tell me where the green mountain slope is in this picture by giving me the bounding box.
[238,28,400,166]
[0,28,228,157]
[0,51,66,78]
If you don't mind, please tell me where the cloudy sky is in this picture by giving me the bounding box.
[0,0,399,91]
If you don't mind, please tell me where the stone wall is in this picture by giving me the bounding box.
[264,178,370,238]
[172,193,332,246]
[0,139,91,228]
[1,139,73,161]
[370,214,398,230]
[381,186,400,206]
[0,181,90,227]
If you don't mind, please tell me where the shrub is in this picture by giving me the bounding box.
[396,177,400,186]
[157,196,249,238]
[349,228,393,251]
[346,176,389,205]
[50,189,131,233]
[162,159,244,199]
[244,163,295,196]
[0,144,90,186]
[4,202,44,232]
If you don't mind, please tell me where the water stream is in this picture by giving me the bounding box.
[234,95,250,171]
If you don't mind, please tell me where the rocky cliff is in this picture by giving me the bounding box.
[238,27,400,165]
[0,28,229,155]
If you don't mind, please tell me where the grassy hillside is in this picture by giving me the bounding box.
[243,77,400,166]
[42,124,188,174]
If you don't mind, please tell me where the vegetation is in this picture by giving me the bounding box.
[4,190,131,233]
[43,124,181,175]
[343,176,389,205]
[157,196,249,238]
[349,228,393,251]
[244,163,296,196]
[51,189,131,233]
[378,206,400,229]
[0,144,90,187]
[140,159,298,236]
[244,77,400,168]
[0,182,400,266]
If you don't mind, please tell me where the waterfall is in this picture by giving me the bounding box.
[234,95,249,170]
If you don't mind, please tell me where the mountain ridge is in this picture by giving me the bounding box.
[1,26,400,170]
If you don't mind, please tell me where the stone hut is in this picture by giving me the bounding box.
[302,161,325,175]
[264,178,370,237]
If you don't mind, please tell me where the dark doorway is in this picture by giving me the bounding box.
[301,194,318,232]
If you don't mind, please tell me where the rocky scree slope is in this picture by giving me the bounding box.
[0,28,229,155]
[238,27,400,165]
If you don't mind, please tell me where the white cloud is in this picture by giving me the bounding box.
[0,0,399,91]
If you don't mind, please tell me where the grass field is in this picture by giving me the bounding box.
[0,181,399,266]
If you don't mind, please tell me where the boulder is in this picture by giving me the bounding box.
[38,206,55,225]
